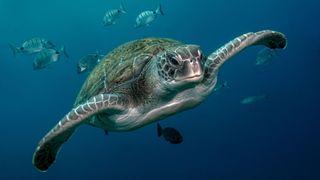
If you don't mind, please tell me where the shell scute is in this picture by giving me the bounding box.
[75,38,182,106]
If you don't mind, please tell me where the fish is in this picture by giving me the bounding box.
[213,80,230,92]
[8,37,55,56]
[33,46,68,70]
[240,94,268,104]
[102,3,127,26]
[157,123,183,144]
[134,4,164,28]
[255,47,277,65]
[77,52,103,74]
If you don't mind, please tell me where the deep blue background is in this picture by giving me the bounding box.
[1,0,319,179]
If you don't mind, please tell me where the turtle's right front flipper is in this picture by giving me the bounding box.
[32,93,128,172]
[203,30,287,85]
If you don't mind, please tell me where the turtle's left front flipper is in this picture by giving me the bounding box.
[203,30,287,85]
[32,94,128,172]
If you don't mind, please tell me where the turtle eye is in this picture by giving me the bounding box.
[168,56,179,66]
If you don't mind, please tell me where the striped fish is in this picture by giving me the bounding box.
[33,46,69,70]
[255,47,278,65]
[8,37,55,56]
[134,4,164,28]
[77,51,103,74]
[102,3,127,26]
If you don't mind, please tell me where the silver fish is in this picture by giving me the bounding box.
[134,4,164,28]
[102,3,127,26]
[77,52,103,74]
[241,94,268,104]
[255,47,277,65]
[8,37,55,56]
[33,46,68,70]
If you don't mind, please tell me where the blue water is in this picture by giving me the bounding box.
[1,0,319,179]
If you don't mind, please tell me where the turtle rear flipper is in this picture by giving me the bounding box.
[32,94,128,172]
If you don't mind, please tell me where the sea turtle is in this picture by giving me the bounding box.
[32,30,287,171]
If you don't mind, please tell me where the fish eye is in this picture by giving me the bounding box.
[20,47,24,50]
[56,51,60,54]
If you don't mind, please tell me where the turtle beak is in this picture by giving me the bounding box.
[175,57,203,82]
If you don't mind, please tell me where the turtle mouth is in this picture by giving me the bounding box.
[188,74,201,79]
[175,73,202,82]
[173,60,203,82]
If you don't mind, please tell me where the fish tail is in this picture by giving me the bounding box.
[8,43,19,57]
[157,123,162,137]
[60,46,69,58]
[120,2,127,13]
[155,4,164,15]
[134,23,139,28]
[223,81,230,88]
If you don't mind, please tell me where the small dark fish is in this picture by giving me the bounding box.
[134,4,164,28]
[77,52,103,74]
[157,123,183,144]
[241,94,268,104]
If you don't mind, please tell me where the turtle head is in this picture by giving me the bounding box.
[156,45,204,89]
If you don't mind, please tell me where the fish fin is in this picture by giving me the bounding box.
[46,66,54,70]
[157,123,162,137]
[46,40,56,48]
[104,130,109,135]
[60,46,69,58]
[155,4,164,15]
[8,43,19,57]
[273,49,281,57]
[134,23,139,28]
[97,55,104,63]
[77,65,83,74]
[119,2,127,13]
[223,81,230,88]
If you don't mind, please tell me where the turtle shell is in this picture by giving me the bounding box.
[74,38,183,106]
